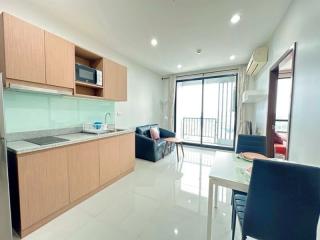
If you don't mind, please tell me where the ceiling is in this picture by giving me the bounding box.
[22,0,292,75]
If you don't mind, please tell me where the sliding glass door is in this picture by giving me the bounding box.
[175,80,202,144]
[175,74,237,149]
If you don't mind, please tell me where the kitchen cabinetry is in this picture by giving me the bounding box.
[103,58,127,101]
[99,136,120,185]
[1,12,45,84]
[16,148,69,230]
[0,12,128,101]
[67,141,100,202]
[45,31,75,89]
[9,132,135,238]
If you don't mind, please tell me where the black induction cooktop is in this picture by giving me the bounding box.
[25,136,69,146]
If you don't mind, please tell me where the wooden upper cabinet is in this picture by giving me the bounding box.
[117,64,127,101]
[2,13,45,84]
[103,58,127,101]
[17,148,69,229]
[67,141,100,202]
[45,32,75,89]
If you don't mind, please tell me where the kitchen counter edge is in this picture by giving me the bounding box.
[7,129,136,155]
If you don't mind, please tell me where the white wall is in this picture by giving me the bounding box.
[0,0,163,129]
[254,0,320,166]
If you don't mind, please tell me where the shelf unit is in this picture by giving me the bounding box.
[74,46,103,98]
[75,81,103,89]
[242,90,267,103]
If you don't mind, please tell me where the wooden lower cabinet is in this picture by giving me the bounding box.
[67,141,100,202]
[17,148,69,230]
[119,133,135,173]
[10,133,135,237]
[99,136,120,185]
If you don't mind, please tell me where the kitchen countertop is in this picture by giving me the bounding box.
[7,129,135,154]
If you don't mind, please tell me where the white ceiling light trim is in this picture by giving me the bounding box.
[230,14,241,24]
[177,64,182,69]
[230,55,236,60]
[151,38,158,47]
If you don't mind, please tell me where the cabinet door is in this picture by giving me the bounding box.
[99,137,120,185]
[68,141,100,202]
[103,58,118,100]
[45,32,75,89]
[3,13,45,84]
[119,133,135,174]
[17,148,69,229]
[117,64,127,101]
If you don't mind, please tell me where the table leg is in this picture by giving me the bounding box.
[207,178,214,240]
[163,141,168,158]
[176,143,179,162]
[180,143,185,157]
[214,184,218,208]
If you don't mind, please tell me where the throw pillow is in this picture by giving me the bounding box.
[150,127,160,140]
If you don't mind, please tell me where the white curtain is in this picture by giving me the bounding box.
[167,75,176,131]
[237,66,251,135]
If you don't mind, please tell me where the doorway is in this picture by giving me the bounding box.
[266,43,296,159]
[175,74,237,150]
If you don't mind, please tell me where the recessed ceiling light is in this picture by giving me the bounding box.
[230,55,236,60]
[177,64,182,69]
[151,38,158,47]
[230,14,241,24]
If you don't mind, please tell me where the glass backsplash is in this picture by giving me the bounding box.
[3,89,115,133]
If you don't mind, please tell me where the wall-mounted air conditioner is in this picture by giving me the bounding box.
[242,90,267,103]
[246,47,268,76]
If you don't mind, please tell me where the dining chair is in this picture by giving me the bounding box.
[232,159,320,240]
[231,134,267,230]
[235,134,267,155]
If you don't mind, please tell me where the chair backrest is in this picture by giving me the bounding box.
[136,124,159,138]
[236,134,267,155]
[243,159,320,240]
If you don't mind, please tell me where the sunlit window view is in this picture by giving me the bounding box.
[175,75,237,149]
[275,78,292,133]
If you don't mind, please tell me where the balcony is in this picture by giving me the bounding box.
[180,117,234,147]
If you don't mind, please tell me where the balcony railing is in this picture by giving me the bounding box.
[275,119,289,133]
[182,117,234,146]
[182,117,217,140]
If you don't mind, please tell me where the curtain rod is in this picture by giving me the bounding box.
[161,67,240,80]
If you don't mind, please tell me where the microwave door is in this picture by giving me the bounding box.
[76,64,97,84]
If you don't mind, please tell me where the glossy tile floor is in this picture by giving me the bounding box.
[13,146,319,240]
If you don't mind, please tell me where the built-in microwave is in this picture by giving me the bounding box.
[75,63,102,86]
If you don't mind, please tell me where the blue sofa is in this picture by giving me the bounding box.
[135,124,175,162]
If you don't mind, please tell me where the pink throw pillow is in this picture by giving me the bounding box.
[150,127,160,140]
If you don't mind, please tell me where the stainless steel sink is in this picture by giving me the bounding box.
[104,129,125,133]
[25,136,69,145]
[82,128,126,135]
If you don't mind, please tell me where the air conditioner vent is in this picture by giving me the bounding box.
[246,47,268,76]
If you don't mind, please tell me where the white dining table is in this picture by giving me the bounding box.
[207,151,252,240]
